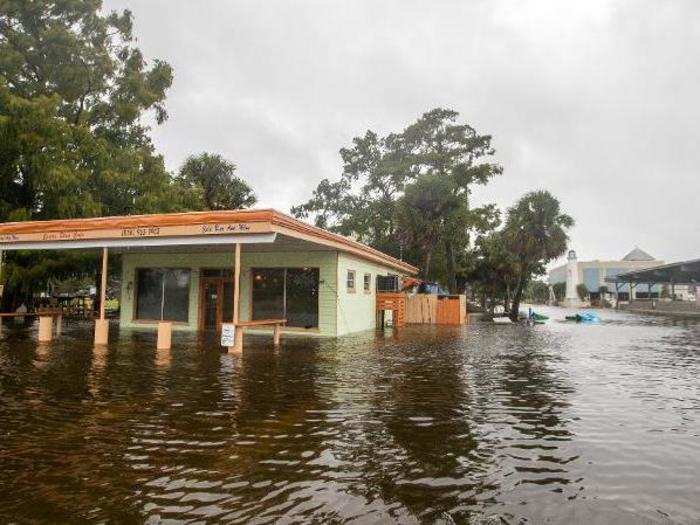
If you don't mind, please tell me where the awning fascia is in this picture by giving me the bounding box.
[0,233,277,251]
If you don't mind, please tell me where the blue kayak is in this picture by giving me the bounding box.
[565,311,600,323]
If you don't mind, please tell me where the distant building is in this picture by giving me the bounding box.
[549,247,664,304]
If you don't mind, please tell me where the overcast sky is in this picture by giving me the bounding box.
[103,0,699,264]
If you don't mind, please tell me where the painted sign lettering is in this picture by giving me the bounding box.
[121,226,161,238]
[41,231,85,241]
[201,223,251,234]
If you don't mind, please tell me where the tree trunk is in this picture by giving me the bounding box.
[423,249,432,281]
[445,241,457,293]
[509,264,529,321]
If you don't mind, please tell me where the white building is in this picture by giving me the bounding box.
[549,247,664,304]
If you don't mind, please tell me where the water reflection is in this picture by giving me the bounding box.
[0,309,699,523]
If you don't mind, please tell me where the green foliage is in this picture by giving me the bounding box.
[552,282,566,302]
[464,230,518,312]
[0,0,179,220]
[293,108,501,289]
[576,283,589,301]
[176,153,257,210]
[502,190,574,319]
[524,280,551,304]
[0,1,191,307]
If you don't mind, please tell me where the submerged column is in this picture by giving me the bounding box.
[229,243,243,353]
[94,247,109,346]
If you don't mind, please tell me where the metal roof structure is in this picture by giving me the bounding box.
[605,258,700,284]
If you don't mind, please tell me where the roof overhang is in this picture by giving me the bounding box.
[605,258,700,284]
[0,209,419,275]
[0,233,277,251]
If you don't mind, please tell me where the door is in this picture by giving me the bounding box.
[199,276,236,331]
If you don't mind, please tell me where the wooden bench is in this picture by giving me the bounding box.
[0,310,64,340]
[0,310,63,318]
[235,319,287,346]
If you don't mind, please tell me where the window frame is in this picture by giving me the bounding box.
[251,266,320,329]
[346,270,356,293]
[134,267,191,323]
[363,273,372,294]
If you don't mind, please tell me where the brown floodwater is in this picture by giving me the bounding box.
[0,308,699,524]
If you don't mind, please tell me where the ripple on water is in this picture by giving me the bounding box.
[0,311,699,522]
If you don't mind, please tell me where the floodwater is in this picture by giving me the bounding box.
[0,308,699,524]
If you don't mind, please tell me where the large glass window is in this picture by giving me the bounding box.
[252,268,285,320]
[286,268,319,328]
[135,268,191,322]
[252,267,319,328]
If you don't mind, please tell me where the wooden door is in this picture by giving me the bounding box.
[199,277,235,331]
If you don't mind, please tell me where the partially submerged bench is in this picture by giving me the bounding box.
[235,318,287,346]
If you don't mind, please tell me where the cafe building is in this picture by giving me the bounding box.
[0,209,418,349]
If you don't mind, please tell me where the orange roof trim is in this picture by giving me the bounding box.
[0,209,418,275]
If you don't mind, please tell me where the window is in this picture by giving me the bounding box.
[363,273,371,293]
[135,268,191,322]
[347,270,356,292]
[252,267,320,328]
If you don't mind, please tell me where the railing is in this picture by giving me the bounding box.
[376,275,399,293]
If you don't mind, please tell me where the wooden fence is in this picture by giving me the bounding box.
[404,294,467,325]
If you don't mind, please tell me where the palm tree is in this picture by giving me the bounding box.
[177,153,257,210]
[503,190,574,321]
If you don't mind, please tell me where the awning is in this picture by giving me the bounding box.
[0,209,419,275]
[605,258,700,285]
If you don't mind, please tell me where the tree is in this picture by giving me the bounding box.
[552,282,566,303]
[577,283,589,302]
[176,153,257,210]
[0,1,184,309]
[524,280,551,304]
[0,1,178,220]
[293,108,501,289]
[503,191,574,321]
[292,130,410,257]
[465,229,519,313]
[395,174,461,278]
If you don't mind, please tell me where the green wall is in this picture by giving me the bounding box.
[120,250,338,336]
[336,252,399,336]
[120,248,407,337]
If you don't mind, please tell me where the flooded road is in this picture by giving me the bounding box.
[0,308,699,523]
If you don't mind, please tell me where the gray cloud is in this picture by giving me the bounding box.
[104,0,699,263]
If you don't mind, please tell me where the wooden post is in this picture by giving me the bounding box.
[94,247,109,346]
[38,316,53,343]
[229,243,243,353]
[0,250,4,333]
[55,314,62,336]
[157,321,172,350]
[0,248,4,300]
[273,324,281,346]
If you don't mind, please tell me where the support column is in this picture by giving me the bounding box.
[38,316,53,342]
[273,324,281,346]
[229,243,243,353]
[94,247,109,346]
[157,321,172,350]
[0,248,4,302]
[0,250,4,333]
